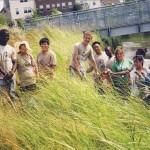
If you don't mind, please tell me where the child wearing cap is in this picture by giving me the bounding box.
[15,41,39,91]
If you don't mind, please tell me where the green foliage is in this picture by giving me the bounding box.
[82,3,90,10]
[0,26,150,149]
[32,9,41,18]
[102,37,122,50]
[0,14,7,25]
[73,3,83,11]
[51,8,59,15]
[16,18,24,29]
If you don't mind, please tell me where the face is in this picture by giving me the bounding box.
[105,48,112,57]
[93,43,102,55]
[40,42,49,51]
[83,34,92,46]
[0,30,10,46]
[20,44,27,53]
[116,49,124,61]
[134,59,143,69]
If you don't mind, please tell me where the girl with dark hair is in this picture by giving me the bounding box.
[136,48,150,70]
[130,55,150,100]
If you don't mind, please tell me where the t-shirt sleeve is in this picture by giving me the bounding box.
[12,48,16,60]
[88,48,95,61]
[72,45,79,56]
[50,52,56,65]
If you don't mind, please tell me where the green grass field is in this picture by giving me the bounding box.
[0,26,150,150]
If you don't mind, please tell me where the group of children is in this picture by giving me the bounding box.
[0,29,150,101]
[69,31,150,100]
[0,29,56,100]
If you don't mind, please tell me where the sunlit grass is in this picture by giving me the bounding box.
[0,26,150,150]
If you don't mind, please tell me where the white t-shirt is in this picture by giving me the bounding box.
[94,52,108,74]
[0,44,16,79]
[106,55,116,70]
[144,59,150,70]
[70,42,95,70]
[130,68,150,98]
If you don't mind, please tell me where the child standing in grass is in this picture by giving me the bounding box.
[37,38,56,78]
[69,32,99,80]
[0,29,18,100]
[15,41,38,91]
[130,55,150,101]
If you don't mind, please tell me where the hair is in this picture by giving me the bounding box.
[39,38,50,45]
[0,29,9,35]
[19,44,25,50]
[92,41,100,48]
[83,31,92,39]
[105,46,113,52]
[136,48,147,58]
[114,46,124,60]
[133,55,144,62]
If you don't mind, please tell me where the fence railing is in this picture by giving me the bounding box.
[24,1,150,30]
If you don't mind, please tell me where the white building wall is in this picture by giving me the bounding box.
[9,0,36,19]
[0,0,4,11]
[76,0,101,9]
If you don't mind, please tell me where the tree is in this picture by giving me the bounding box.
[16,18,24,29]
[73,3,83,11]
[51,8,59,15]
[82,3,90,10]
[32,9,41,18]
[0,14,7,25]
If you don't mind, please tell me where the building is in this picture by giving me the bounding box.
[75,0,101,9]
[9,0,36,19]
[101,0,120,6]
[34,0,75,16]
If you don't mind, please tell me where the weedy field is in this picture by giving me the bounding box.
[0,26,150,150]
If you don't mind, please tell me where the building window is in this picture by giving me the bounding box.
[57,3,60,7]
[80,0,83,4]
[15,8,19,15]
[24,7,28,13]
[52,4,55,8]
[62,3,66,9]
[39,5,44,11]
[93,1,96,5]
[46,4,50,10]
[24,7,32,13]
[28,7,32,13]
[68,2,73,8]
[20,0,28,2]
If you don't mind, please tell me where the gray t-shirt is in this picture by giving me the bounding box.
[70,42,95,70]
[106,55,116,70]
[17,53,36,87]
[37,50,56,73]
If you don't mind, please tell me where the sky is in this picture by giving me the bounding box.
[0,0,4,11]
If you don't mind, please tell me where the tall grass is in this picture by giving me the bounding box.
[0,26,150,150]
